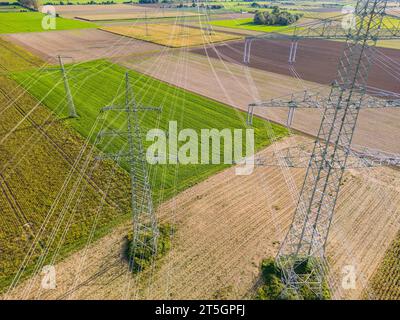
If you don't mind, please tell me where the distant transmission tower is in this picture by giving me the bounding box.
[99,73,161,273]
[57,55,77,118]
[244,0,396,297]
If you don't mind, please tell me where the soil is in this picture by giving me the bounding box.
[191,38,400,95]
[2,29,164,63]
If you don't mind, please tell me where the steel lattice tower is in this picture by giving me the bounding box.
[274,0,388,297]
[99,73,160,273]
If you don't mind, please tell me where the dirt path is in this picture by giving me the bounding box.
[4,136,400,300]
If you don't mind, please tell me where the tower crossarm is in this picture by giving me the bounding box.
[247,86,400,126]
[252,142,400,169]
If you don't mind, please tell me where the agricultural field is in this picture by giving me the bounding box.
[5,136,400,299]
[119,50,400,154]
[0,3,26,12]
[0,12,97,34]
[52,4,202,21]
[101,23,241,47]
[0,38,131,291]
[42,0,134,3]
[2,29,164,63]
[11,59,287,201]
[1,0,400,303]
[366,233,400,299]
[210,17,304,33]
[192,38,400,96]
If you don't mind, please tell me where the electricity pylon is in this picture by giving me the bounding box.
[245,0,393,298]
[57,55,77,118]
[43,55,78,118]
[98,73,161,273]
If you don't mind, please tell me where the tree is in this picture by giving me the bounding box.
[253,11,266,25]
[271,5,280,15]
[253,7,302,27]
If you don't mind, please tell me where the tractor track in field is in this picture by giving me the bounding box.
[0,69,123,214]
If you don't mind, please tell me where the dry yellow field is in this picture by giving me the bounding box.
[101,23,241,48]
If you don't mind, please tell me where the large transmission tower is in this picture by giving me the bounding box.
[245,0,394,297]
[99,73,161,273]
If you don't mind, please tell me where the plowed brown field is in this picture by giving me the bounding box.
[191,38,400,95]
[2,29,164,63]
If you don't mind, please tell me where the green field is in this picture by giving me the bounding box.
[211,17,302,33]
[41,0,137,3]
[12,60,288,202]
[0,4,26,12]
[0,12,97,33]
[0,39,131,291]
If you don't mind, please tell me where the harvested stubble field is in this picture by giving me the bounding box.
[52,4,202,21]
[12,59,287,202]
[119,50,400,154]
[0,38,131,291]
[2,29,164,63]
[5,136,400,300]
[101,23,241,48]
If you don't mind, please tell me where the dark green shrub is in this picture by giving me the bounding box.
[253,6,302,26]
[256,257,331,300]
[125,223,173,274]
[254,11,266,25]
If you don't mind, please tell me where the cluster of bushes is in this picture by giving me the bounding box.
[205,4,224,9]
[257,257,331,300]
[254,6,302,26]
[125,224,173,274]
